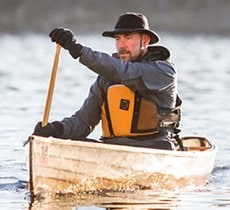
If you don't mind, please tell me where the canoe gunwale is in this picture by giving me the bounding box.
[26,135,216,156]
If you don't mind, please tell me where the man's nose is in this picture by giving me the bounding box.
[117,39,126,48]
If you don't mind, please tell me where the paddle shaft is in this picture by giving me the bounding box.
[42,44,61,127]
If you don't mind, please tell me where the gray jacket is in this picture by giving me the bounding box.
[61,46,178,139]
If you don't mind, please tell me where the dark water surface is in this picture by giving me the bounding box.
[0,33,229,209]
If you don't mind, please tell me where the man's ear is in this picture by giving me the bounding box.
[142,34,151,46]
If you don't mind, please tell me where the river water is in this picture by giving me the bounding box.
[0,33,229,209]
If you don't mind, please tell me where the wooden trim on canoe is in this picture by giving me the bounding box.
[181,136,213,151]
[184,146,212,151]
[28,136,34,196]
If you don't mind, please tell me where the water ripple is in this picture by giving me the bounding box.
[212,165,230,173]
[0,178,27,191]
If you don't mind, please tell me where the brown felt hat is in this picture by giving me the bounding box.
[102,12,160,44]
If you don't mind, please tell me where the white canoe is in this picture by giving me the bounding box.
[24,135,216,196]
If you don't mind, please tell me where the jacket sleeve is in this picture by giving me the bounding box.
[60,77,104,139]
[79,47,177,93]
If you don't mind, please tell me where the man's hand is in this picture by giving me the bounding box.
[33,121,64,138]
[49,27,83,59]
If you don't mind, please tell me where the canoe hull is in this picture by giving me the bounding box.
[24,135,216,196]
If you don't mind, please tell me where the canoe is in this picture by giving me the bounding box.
[24,135,216,196]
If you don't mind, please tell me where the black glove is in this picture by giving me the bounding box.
[49,27,83,59]
[33,121,64,138]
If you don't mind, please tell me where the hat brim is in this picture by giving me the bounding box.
[102,28,160,44]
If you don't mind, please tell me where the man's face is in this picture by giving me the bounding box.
[115,32,149,61]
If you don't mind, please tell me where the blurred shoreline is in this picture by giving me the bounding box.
[1,0,230,35]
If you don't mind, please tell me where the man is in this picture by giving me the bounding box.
[34,12,182,150]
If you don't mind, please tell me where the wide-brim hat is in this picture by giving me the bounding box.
[102,12,160,44]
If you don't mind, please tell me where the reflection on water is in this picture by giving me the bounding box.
[25,190,181,210]
[0,33,230,209]
[23,188,230,210]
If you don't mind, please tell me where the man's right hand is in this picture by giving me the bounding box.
[49,28,75,50]
[49,27,83,59]
[33,121,64,138]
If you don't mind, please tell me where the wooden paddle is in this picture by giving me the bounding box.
[42,44,61,127]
